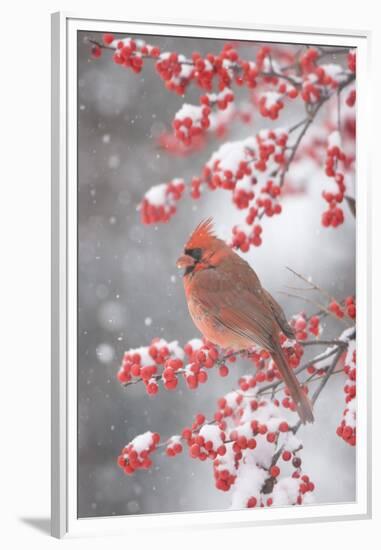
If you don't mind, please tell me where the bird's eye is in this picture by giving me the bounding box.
[185,247,202,261]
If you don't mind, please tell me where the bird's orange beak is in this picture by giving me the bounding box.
[176,254,195,269]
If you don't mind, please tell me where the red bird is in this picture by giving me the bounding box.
[177,218,314,424]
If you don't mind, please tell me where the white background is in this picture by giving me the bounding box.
[0,0,379,548]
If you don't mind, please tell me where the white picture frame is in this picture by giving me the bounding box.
[51,11,372,539]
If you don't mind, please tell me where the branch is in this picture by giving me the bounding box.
[88,34,355,253]
[247,339,347,397]
[278,290,352,326]
[285,267,355,323]
[274,73,355,191]
[261,343,346,494]
[120,349,242,389]
[86,37,302,89]
[119,335,347,393]
[281,46,352,71]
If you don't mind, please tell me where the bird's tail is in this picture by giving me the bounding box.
[271,339,314,424]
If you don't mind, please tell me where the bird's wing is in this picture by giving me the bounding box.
[263,289,295,339]
[191,260,277,351]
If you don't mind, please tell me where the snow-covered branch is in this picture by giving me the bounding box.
[115,281,356,508]
[116,327,355,507]
[87,34,357,510]
[88,35,356,252]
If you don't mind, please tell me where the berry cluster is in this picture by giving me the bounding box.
[187,422,227,461]
[157,101,252,157]
[345,296,356,319]
[111,40,144,73]
[336,340,356,446]
[156,52,194,95]
[329,296,356,320]
[157,130,206,157]
[211,393,314,506]
[117,337,237,395]
[182,340,222,389]
[93,34,162,73]
[243,336,305,387]
[141,128,288,252]
[116,301,354,506]
[116,338,185,393]
[172,104,211,145]
[165,436,183,457]
[140,179,185,224]
[258,76,299,119]
[157,45,236,96]
[90,35,356,251]
[259,92,285,120]
[89,37,300,149]
[151,43,243,111]
[291,313,321,340]
[117,431,161,474]
[308,315,321,337]
[299,48,320,74]
[170,87,236,145]
[226,132,287,250]
[231,223,263,252]
[322,131,346,228]
[202,87,235,110]
[299,48,351,104]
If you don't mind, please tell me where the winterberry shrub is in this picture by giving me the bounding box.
[87,35,357,510]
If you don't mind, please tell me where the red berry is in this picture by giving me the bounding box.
[195,413,205,425]
[190,444,200,458]
[279,421,289,433]
[247,496,257,508]
[91,45,102,59]
[219,365,229,377]
[292,456,302,468]
[103,33,114,45]
[270,465,280,478]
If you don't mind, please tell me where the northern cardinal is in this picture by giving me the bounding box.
[176,218,314,424]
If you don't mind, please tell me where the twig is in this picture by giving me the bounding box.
[278,290,351,326]
[286,267,337,303]
[254,340,346,395]
[281,47,351,72]
[261,344,347,493]
[310,346,343,404]
[285,267,353,323]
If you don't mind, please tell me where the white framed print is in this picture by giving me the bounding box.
[51,12,372,539]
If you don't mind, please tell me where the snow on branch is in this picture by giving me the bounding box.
[115,271,356,509]
[87,35,356,251]
[86,34,357,510]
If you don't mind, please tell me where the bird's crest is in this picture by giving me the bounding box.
[185,217,218,249]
